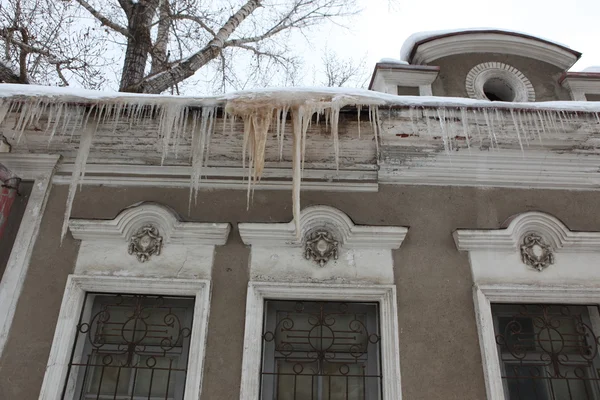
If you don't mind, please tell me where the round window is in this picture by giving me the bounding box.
[466,62,535,102]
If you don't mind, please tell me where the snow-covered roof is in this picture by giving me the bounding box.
[1,83,600,113]
[582,66,600,73]
[400,28,580,68]
[378,58,408,65]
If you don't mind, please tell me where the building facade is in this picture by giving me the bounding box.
[1,29,600,400]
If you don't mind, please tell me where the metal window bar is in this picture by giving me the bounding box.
[492,303,600,400]
[260,300,383,400]
[61,293,194,400]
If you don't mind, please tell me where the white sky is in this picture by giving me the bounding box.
[297,0,600,84]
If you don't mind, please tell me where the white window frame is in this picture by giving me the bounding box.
[455,211,600,400]
[239,282,402,400]
[0,153,59,358]
[39,275,211,400]
[474,284,600,400]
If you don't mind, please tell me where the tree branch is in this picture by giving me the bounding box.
[125,0,263,93]
[74,0,130,37]
[169,13,217,38]
[0,60,24,83]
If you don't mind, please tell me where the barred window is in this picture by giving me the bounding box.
[260,300,382,400]
[62,293,194,400]
[492,304,600,400]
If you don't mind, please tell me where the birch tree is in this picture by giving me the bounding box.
[0,0,359,93]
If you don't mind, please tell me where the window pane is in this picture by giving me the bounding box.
[64,294,194,400]
[261,301,381,400]
[492,304,600,400]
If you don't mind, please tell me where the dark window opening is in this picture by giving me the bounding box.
[62,293,194,400]
[260,300,382,400]
[0,180,32,280]
[492,303,600,400]
[483,78,516,102]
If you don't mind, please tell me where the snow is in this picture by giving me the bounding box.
[582,66,600,73]
[378,58,409,65]
[2,83,600,112]
[399,27,570,62]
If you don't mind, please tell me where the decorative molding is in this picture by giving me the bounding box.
[128,225,163,262]
[0,153,60,180]
[560,75,600,100]
[370,66,439,94]
[410,32,579,69]
[239,282,402,400]
[380,151,600,192]
[453,211,600,253]
[38,275,211,400]
[473,283,600,400]
[465,62,535,102]
[0,153,59,359]
[520,233,554,271]
[239,205,407,249]
[53,163,379,192]
[304,230,339,266]
[69,202,230,245]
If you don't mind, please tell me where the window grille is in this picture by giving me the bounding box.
[492,304,600,400]
[260,300,382,400]
[62,293,194,400]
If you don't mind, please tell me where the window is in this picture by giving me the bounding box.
[491,303,600,400]
[260,300,382,400]
[63,293,194,400]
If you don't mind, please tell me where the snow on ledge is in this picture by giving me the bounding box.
[378,58,409,65]
[582,66,600,73]
[1,83,600,112]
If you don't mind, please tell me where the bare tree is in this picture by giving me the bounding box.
[0,0,360,94]
[321,49,368,88]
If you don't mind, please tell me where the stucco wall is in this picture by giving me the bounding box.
[586,93,600,101]
[3,184,600,399]
[430,53,572,101]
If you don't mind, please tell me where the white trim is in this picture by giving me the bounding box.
[379,151,600,191]
[473,284,600,400]
[453,211,600,252]
[53,163,379,192]
[39,275,211,400]
[69,202,230,245]
[561,76,600,101]
[0,153,59,358]
[411,33,578,69]
[371,67,439,94]
[239,282,402,400]
[239,205,407,249]
[465,62,535,102]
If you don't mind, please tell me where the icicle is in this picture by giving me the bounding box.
[518,110,530,147]
[472,109,483,146]
[409,107,418,137]
[357,105,362,138]
[291,106,303,239]
[424,108,433,138]
[509,110,525,155]
[437,108,451,154]
[482,109,497,150]
[460,108,471,153]
[279,106,288,161]
[330,102,341,170]
[61,106,98,242]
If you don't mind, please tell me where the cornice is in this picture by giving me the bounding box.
[238,205,407,249]
[411,32,579,70]
[69,202,230,245]
[379,150,600,191]
[453,211,600,252]
[368,64,439,90]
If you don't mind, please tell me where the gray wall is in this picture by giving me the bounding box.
[3,184,600,399]
[430,53,572,101]
[586,94,600,101]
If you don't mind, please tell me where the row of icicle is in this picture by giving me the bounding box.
[0,97,599,241]
[0,97,383,240]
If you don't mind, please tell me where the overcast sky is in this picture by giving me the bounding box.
[296,0,600,85]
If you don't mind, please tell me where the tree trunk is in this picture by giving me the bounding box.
[119,0,159,92]
[125,0,262,94]
[150,0,170,75]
